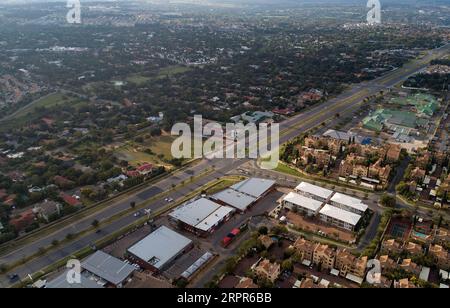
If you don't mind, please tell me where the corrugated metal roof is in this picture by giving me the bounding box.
[169,198,221,227]
[319,204,362,226]
[127,226,192,270]
[81,251,135,286]
[283,192,324,212]
[212,188,256,211]
[230,178,275,198]
[330,193,368,213]
[296,182,334,200]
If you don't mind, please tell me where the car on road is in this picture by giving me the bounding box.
[134,212,141,217]
[8,274,19,283]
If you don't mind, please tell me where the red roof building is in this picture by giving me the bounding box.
[60,193,81,207]
[9,209,35,232]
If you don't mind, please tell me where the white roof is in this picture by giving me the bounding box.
[330,269,340,276]
[230,178,275,198]
[127,226,192,270]
[320,204,362,226]
[439,269,449,280]
[346,273,364,285]
[283,192,323,212]
[419,267,430,282]
[295,182,333,200]
[81,251,135,286]
[330,193,368,212]
[195,205,235,232]
[169,198,221,227]
[212,188,256,211]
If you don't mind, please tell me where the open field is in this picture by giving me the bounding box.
[115,135,178,167]
[156,65,191,79]
[0,93,85,128]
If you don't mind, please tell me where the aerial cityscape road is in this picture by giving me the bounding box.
[0,43,448,287]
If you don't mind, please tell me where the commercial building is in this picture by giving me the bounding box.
[127,226,193,272]
[169,198,235,236]
[212,178,275,212]
[283,192,324,216]
[46,271,104,289]
[212,189,256,212]
[295,182,334,202]
[230,178,276,199]
[329,193,368,215]
[319,204,362,231]
[80,250,136,288]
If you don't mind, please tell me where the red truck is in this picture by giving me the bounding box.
[222,228,241,247]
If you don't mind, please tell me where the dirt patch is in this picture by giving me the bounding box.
[286,211,356,243]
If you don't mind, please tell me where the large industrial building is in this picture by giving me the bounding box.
[212,178,276,212]
[81,250,136,288]
[127,226,193,272]
[169,198,235,236]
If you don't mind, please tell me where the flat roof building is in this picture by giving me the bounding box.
[81,250,136,288]
[169,198,235,235]
[230,178,276,199]
[127,226,193,272]
[319,204,362,232]
[46,271,104,289]
[212,189,256,212]
[283,192,324,216]
[329,193,368,215]
[295,182,334,201]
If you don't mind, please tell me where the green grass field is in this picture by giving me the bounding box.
[0,93,85,131]
[115,135,180,167]
[156,65,191,79]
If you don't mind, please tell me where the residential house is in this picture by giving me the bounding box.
[258,235,275,250]
[33,200,61,222]
[313,244,336,271]
[411,167,426,182]
[379,255,398,272]
[385,144,402,162]
[394,278,416,288]
[428,244,450,270]
[434,228,450,245]
[235,277,258,289]
[9,209,35,232]
[334,249,368,278]
[293,238,317,262]
[381,239,403,255]
[400,259,421,276]
[254,259,281,283]
[404,242,423,256]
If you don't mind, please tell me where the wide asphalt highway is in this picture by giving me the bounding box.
[0,43,448,287]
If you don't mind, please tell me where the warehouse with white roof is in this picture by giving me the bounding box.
[212,178,275,212]
[212,189,256,212]
[283,192,324,216]
[230,178,276,199]
[169,198,235,236]
[329,193,368,215]
[319,204,362,231]
[81,250,136,288]
[127,226,193,272]
[295,182,334,201]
